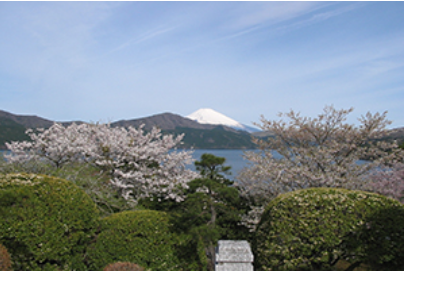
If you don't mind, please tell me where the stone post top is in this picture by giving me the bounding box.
[216,240,253,263]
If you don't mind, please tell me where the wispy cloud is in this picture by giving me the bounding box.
[107,26,178,55]
[207,2,360,46]
[277,2,364,32]
[223,1,324,31]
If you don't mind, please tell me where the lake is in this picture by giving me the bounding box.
[185,149,254,179]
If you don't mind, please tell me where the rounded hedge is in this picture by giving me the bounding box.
[87,210,183,271]
[253,188,404,271]
[0,173,100,270]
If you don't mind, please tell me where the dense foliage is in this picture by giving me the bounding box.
[0,173,99,270]
[86,210,197,271]
[0,159,127,215]
[103,262,145,271]
[0,243,12,271]
[253,188,404,271]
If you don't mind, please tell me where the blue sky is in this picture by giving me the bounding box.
[0,1,404,128]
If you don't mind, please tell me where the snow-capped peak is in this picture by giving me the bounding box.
[187,108,245,129]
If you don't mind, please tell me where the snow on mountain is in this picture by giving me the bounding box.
[186,108,259,133]
[187,108,244,128]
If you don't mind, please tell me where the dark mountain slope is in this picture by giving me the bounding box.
[164,126,256,149]
[0,110,54,129]
[0,117,31,149]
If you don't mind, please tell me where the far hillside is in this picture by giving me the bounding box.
[0,117,30,149]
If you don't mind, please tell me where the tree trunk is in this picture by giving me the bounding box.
[205,242,216,271]
[210,202,216,225]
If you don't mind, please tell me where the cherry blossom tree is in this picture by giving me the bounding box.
[364,162,404,203]
[237,106,403,228]
[5,123,198,206]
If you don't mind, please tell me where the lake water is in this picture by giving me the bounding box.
[185,149,254,179]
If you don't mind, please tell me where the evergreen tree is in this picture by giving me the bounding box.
[172,153,249,270]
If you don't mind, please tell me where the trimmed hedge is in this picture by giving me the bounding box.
[0,173,100,270]
[87,210,183,271]
[253,188,404,271]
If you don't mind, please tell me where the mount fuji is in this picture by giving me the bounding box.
[186,108,259,133]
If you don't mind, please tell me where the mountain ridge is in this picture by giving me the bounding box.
[0,109,256,149]
[0,109,404,150]
[0,110,55,129]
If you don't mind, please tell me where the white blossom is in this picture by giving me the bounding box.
[6,123,198,205]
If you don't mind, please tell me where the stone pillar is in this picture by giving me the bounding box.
[215,240,254,271]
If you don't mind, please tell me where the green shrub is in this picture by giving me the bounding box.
[87,210,184,271]
[0,243,12,271]
[253,188,404,271]
[342,205,404,270]
[0,160,129,215]
[103,262,145,271]
[0,173,100,270]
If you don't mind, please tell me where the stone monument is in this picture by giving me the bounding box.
[215,240,253,271]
